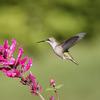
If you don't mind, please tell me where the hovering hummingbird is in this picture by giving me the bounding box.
[37,33,86,65]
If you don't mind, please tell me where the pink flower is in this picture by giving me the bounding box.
[20,72,42,95]
[21,58,32,72]
[50,96,55,100]
[2,68,20,77]
[0,39,32,78]
[50,79,56,87]
[14,48,24,66]
[8,39,16,58]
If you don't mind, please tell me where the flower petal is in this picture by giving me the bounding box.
[8,39,16,57]
[20,56,28,66]
[2,69,20,78]
[15,48,23,66]
[10,39,16,51]
[29,71,36,83]
[4,40,9,49]
[23,58,32,72]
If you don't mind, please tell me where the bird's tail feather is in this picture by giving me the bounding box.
[64,52,79,65]
[69,58,79,65]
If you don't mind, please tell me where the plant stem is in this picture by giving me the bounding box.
[53,86,59,100]
[38,92,45,100]
[55,92,59,100]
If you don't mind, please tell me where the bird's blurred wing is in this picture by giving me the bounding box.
[60,33,86,51]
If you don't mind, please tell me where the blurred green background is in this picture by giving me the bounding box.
[0,0,100,100]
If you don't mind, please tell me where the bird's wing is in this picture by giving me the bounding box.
[60,33,86,52]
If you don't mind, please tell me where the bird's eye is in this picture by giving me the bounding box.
[47,39,50,41]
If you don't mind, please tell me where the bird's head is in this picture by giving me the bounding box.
[37,37,58,48]
[46,37,56,43]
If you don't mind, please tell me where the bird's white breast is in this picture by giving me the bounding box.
[54,46,63,57]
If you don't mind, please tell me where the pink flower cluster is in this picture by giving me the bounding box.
[21,71,42,95]
[0,39,42,95]
[0,39,32,77]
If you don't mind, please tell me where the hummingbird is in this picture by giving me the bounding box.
[37,33,86,65]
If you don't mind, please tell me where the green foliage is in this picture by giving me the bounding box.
[46,84,63,91]
[0,0,100,40]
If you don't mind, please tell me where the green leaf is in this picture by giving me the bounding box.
[46,88,54,91]
[46,84,63,91]
[55,84,63,89]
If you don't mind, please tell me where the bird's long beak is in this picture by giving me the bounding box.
[36,40,46,43]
